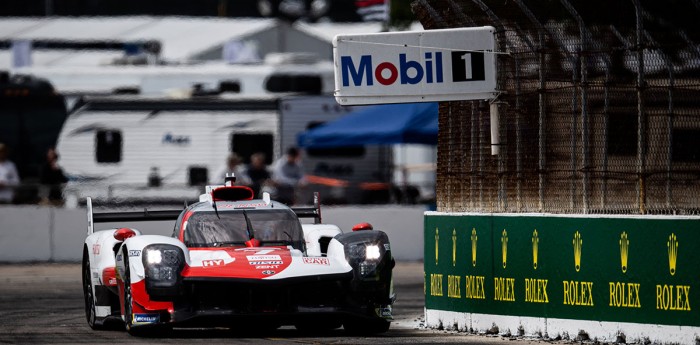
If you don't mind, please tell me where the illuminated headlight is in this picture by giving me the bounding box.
[346,242,385,278]
[142,244,184,286]
[365,245,381,260]
[146,249,162,264]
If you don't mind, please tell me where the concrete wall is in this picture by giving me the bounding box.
[0,205,425,262]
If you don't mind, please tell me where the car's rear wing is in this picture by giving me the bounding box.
[291,192,323,225]
[86,192,323,235]
[86,197,182,235]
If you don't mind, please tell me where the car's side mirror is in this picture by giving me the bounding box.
[352,222,373,231]
[114,228,136,241]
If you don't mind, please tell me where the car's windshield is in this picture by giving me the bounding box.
[184,209,305,250]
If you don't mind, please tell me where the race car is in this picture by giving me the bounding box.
[81,175,394,335]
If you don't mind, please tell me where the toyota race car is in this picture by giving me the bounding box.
[82,175,395,335]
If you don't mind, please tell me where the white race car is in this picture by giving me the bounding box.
[81,176,394,335]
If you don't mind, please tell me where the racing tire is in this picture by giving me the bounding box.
[122,251,138,335]
[122,250,170,337]
[82,247,103,330]
[343,319,390,335]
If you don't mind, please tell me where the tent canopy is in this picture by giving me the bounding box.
[297,102,438,148]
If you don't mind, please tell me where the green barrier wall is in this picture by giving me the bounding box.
[425,213,698,327]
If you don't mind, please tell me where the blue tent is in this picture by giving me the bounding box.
[297,102,438,148]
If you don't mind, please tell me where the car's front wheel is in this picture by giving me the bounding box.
[122,249,169,337]
[122,250,137,334]
[82,247,103,330]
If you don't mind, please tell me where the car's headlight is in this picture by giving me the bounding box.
[142,244,184,287]
[365,245,381,260]
[346,241,388,279]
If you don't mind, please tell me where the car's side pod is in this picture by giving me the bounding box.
[335,230,394,304]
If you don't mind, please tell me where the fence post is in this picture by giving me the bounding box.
[631,0,646,214]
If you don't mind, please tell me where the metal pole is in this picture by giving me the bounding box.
[560,0,590,213]
[471,102,478,210]
[45,0,53,16]
[601,69,610,210]
[631,0,646,214]
[570,57,579,213]
[514,56,523,212]
[512,0,548,212]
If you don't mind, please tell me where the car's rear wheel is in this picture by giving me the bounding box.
[82,247,103,330]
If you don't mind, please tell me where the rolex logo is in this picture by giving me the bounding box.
[532,229,539,270]
[435,228,439,266]
[619,231,629,273]
[471,228,477,267]
[452,229,457,267]
[501,229,508,269]
[573,231,582,272]
[668,233,678,276]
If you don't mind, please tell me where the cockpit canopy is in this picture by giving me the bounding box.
[183,208,305,251]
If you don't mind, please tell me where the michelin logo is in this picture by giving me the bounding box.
[133,313,159,324]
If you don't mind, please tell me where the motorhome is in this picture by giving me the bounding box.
[57,95,393,206]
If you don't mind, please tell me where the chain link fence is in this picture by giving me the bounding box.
[413,0,700,214]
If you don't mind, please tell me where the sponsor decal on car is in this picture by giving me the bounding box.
[202,259,225,267]
[249,261,283,265]
[255,265,279,270]
[128,250,141,257]
[262,270,275,275]
[92,244,100,255]
[133,313,160,324]
[379,306,393,318]
[302,257,330,265]
[247,255,281,261]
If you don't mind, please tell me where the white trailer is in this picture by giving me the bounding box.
[57,95,394,206]
[57,96,280,206]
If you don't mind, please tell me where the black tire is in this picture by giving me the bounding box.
[122,250,136,334]
[122,250,169,337]
[82,247,103,330]
[343,319,391,335]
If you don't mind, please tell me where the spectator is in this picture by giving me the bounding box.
[0,143,20,204]
[245,152,271,198]
[271,147,305,205]
[215,153,251,185]
[40,147,68,205]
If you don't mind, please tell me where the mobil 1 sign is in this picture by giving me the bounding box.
[333,27,497,105]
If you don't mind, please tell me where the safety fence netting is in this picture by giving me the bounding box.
[413,0,700,214]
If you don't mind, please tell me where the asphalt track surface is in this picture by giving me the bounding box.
[0,262,541,344]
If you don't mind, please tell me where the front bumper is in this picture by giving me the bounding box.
[141,271,392,328]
